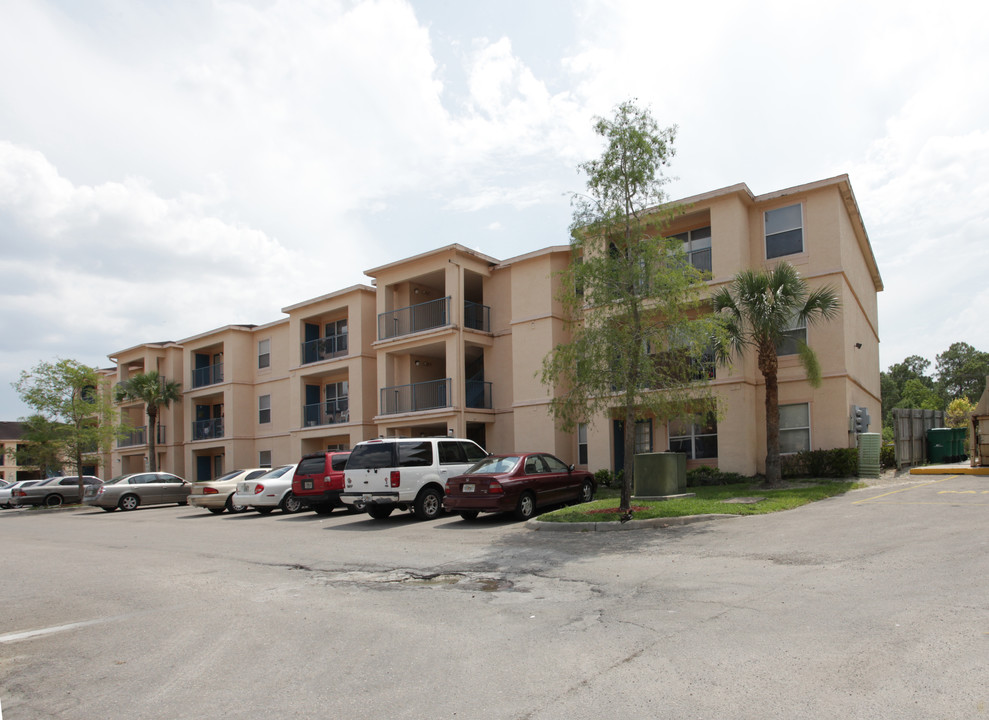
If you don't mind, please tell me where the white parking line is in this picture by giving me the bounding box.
[0,613,137,644]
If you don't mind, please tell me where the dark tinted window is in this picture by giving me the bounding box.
[296,456,328,476]
[398,442,432,467]
[438,441,466,465]
[460,441,487,462]
[543,455,569,473]
[245,470,267,480]
[347,444,396,469]
[330,454,350,471]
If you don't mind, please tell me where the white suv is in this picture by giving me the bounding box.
[341,437,487,520]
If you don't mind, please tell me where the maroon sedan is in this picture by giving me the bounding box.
[444,453,595,521]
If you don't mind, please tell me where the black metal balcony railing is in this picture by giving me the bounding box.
[119,425,167,448]
[378,297,450,340]
[301,335,348,365]
[192,363,224,389]
[302,399,350,427]
[380,379,451,415]
[464,301,491,332]
[192,418,224,441]
[465,380,492,409]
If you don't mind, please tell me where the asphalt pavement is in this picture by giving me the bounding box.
[1,472,986,719]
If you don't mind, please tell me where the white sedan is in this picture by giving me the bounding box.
[232,464,302,514]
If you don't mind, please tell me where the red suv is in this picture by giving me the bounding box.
[292,451,351,514]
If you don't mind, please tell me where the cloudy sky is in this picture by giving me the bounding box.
[1,0,987,418]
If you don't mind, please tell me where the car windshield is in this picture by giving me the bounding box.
[466,456,521,475]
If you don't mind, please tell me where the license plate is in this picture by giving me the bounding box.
[362,494,372,501]
[237,483,247,492]
[303,480,313,490]
[462,484,475,493]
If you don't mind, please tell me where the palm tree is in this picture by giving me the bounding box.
[116,370,182,472]
[712,262,840,487]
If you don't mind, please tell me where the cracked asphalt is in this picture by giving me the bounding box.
[1,474,986,719]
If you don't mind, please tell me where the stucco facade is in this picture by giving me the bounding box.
[100,175,881,481]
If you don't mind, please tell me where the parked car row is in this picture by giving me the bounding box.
[7,437,596,522]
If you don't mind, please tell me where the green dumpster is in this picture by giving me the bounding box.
[953,427,967,461]
[927,428,952,464]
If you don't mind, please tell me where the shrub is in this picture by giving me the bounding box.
[783,448,859,478]
[686,466,749,486]
[881,443,896,469]
[593,469,613,487]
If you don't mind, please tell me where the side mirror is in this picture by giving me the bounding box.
[568,464,575,472]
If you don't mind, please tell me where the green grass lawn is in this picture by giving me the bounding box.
[539,480,863,522]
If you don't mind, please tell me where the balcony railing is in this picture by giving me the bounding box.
[464,302,491,332]
[302,399,350,427]
[380,379,451,415]
[192,418,224,441]
[301,335,348,365]
[378,297,450,340]
[118,425,167,448]
[192,363,224,389]
[465,380,492,409]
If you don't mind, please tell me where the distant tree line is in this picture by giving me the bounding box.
[881,342,989,433]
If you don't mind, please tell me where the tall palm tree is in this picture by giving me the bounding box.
[116,370,182,472]
[712,262,840,487]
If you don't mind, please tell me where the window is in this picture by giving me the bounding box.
[398,442,432,467]
[325,381,349,423]
[258,395,271,424]
[779,403,811,453]
[669,414,718,459]
[259,450,272,467]
[438,441,467,465]
[672,226,712,273]
[578,423,588,465]
[459,441,487,463]
[765,204,803,259]
[634,419,653,454]
[258,339,270,369]
[776,315,807,356]
[324,319,348,355]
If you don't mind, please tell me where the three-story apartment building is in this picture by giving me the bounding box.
[102,175,881,480]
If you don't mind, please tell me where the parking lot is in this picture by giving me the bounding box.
[1,474,986,719]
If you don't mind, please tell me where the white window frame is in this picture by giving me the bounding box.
[258,339,271,369]
[577,423,588,465]
[668,415,718,459]
[259,450,272,468]
[777,315,807,357]
[779,403,811,454]
[672,226,712,273]
[258,394,271,424]
[634,419,653,455]
[765,203,804,259]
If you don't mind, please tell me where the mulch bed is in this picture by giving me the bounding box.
[585,506,648,515]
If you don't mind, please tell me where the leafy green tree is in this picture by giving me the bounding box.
[934,342,989,403]
[9,414,66,477]
[894,378,941,412]
[712,263,840,488]
[13,358,118,496]
[880,355,937,430]
[945,397,975,429]
[114,370,182,473]
[541,100,716,515]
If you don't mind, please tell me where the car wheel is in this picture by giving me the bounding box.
[580,480,594,504]
[118,494,139,512]
[459,511,479,521]
[514,492,536,521]
[226,495,249,514]
[313,503,335,515]
[414,488,443,521]
[101,506,117,513]
[44,494,64,508]
[207,507,225,514]
[366,503,394,519]
[282,492,304,514]
[256,507,275,515]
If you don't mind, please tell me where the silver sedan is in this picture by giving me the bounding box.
[84,473,191,512]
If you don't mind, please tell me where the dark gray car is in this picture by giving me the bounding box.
[84,472,190,512]
[12,476,103,507]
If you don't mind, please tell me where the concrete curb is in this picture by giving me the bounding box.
[526,513,739,532]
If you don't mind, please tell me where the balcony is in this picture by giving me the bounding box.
[118,425,167,448]
[192,363,224,389]
[302,398,350,427]
[465,380,492,409]
[379,297,451,340]
[301,335,348,365]
[192,418,224,441]
[380,379,451,415]
[464,302,491,332]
